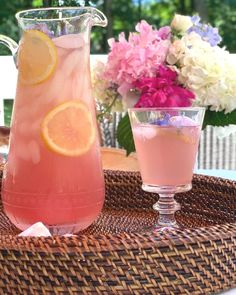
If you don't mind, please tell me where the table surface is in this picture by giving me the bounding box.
[0,145,236,294]
[195,169,236,295]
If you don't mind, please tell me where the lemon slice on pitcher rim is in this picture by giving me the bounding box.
[41,101,95,156]
[18,30,57,85]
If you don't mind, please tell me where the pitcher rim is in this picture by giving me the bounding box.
[15,7,100,22]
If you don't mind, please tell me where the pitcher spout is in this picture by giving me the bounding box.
[90,7,108,27]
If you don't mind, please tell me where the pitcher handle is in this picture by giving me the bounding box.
[0,35,18,64]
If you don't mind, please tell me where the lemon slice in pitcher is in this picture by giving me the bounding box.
[41,101,95,156]
[18,30,57,85]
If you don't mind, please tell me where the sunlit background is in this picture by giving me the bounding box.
[0,0,236,172]
[0,0,236,55]
[1,0,236,125]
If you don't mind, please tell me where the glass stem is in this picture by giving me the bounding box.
[153,194,181,227]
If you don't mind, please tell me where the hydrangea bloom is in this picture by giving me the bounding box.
[93,15,236,116]
[134,66,195,108]
[92,61,123,112]
[167,32,236,112]
[187,16,222,46]
[103,20,171,96]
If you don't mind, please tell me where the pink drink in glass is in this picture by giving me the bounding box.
[132,124,201,186]
[129,108,205,228]
[2,33,105,234]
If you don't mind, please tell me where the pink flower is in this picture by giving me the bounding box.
[134,66,195,108]
[104,21,171,96]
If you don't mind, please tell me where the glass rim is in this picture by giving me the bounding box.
[128,107,206,112]
[15,7,95,22]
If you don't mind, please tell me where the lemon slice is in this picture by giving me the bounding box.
[41,101,95,156]
[18,30,57,85]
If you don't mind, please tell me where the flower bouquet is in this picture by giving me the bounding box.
[93,14,236,154]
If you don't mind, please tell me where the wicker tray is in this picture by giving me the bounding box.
[0,170,236,294]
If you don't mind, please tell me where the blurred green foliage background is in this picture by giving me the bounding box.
[0,0,236,55]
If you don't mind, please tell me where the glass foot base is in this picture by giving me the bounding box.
[153,223,183,232]
[142,183,191,194]
[146,224,184,239]
[142,183,190,229]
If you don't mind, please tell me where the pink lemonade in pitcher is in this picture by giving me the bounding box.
[132,121,201,186]
[2,10,107,235]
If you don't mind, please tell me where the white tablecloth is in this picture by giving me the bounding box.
[220,290,236,295]
[196,169,236,181]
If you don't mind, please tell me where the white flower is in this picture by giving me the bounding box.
[167,32,236,113]
[92,61,124,112]
[170,14,193,33]
[166,39,186,64]
[92,61,110,102]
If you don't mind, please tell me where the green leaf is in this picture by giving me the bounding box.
[117,114,135,156]
[32,0,43,7]
[203,108,236,129]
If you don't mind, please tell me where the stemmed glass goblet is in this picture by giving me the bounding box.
[128,107,205,229]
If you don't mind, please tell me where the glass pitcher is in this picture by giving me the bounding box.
[0,7,107,235]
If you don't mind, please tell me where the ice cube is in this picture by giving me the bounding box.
[133,125,157,140]
[38,69,67,104]
[53,33,85,49]
[17,83,48,109]
[144,126,158,139]
[57,47,68,59]
[169,116,196,127]
[61,49,81,77]
[16,141,31,161]
[28,140,41,164]
[31,119,41,134]
[71,73,87,100]
[18,222,51,237]
[179,126,200,144]
[18,122,30,136]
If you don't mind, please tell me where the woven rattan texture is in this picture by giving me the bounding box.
[0,170,236,294]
